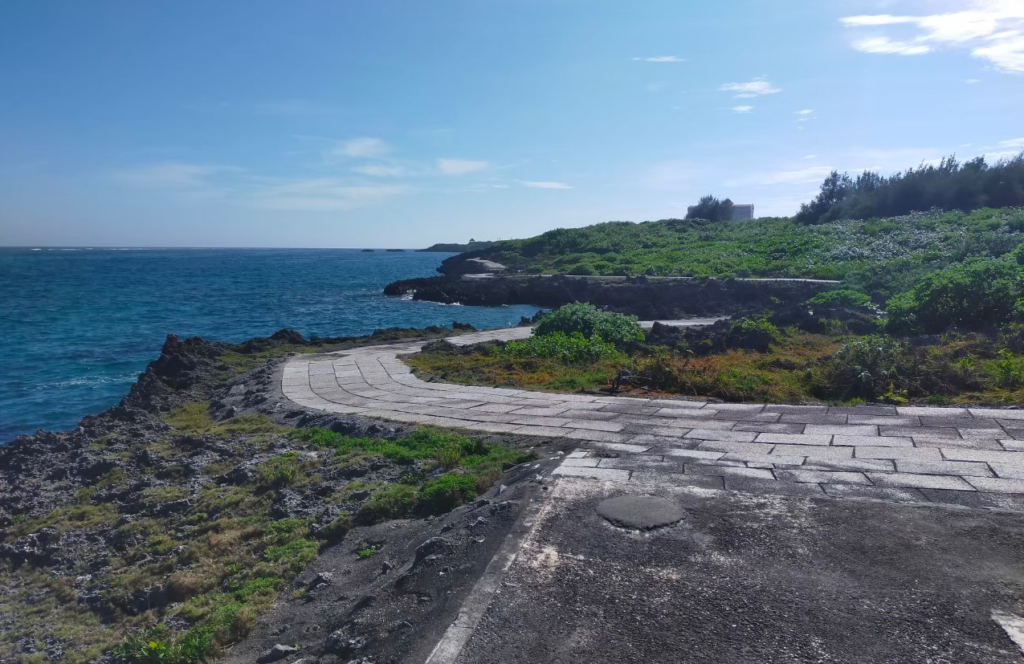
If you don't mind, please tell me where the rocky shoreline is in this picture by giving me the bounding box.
[0,326,562,664]
[384,273,837,318]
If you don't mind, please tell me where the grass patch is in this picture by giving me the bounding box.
[162,403,213,433]
[295,428,530,525]
[357,546,380,559]
[162,404,285,439]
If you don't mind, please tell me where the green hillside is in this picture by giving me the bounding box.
[456,208,1024,297]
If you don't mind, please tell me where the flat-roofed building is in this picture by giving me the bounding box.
[731,204,755,220]
[686,203,755,220]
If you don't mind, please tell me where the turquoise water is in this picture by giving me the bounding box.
[0,248,539,441]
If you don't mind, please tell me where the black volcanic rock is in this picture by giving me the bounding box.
[384,275,835,319]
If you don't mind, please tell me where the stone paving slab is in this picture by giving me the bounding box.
[280,326,1024,507]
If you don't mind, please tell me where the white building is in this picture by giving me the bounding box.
[686,203,755,220]
[731,204,755,220]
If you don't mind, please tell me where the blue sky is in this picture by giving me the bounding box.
[1,0,1022,248]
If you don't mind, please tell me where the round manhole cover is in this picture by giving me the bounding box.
[597,495,685,530]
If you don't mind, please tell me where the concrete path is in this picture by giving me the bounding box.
[282,327,1024,512]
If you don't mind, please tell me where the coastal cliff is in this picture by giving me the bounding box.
[384,274,837,318]
[0,326,554,664]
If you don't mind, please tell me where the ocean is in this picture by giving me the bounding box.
[0,248,539,442]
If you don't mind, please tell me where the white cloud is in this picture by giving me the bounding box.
[732,105,754,113]
[112,162,236,189]
[253,180,408,211]
[803,154,818,159]
[332,137,391,159]
[437,159,489,175]
[966,78,982,83]
[633,55,686,63]
[841,14,918,27]
[352,164,406,177]
[841,1,1024,72]
[518,180,572,190]
[853,37,932,55]
[999,137,1024,148]
[720,77,781,98]
[795,109,817,125]
[759,166,836,185]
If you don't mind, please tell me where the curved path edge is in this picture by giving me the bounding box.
[282,326,1024,510]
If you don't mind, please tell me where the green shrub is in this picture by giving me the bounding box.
[727,317,782,352]
[255,453,311,489]
[417,473,478,515]
[356,484,418,525]
[112,626,212,664]
[807,289,872,308]
[500,332,618,364]
[815,335,914,401]
[886,257,1024,334]
[317,513,353,543]
[991,349,1024,388]
[533,303,644,346]
[567,263,596,276]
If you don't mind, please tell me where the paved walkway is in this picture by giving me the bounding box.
[282,327,1024,512]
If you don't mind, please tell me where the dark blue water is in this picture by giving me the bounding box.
[0,248,538,441]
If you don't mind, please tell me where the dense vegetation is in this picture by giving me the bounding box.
[418,239,496,252]
[407,290,1024,406]
[796,153,1024,225]
[496,304,641,364]
[885,248,1024,335]
[454,208,1024,298]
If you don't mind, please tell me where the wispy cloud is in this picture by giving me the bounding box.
[999,138,1024,148]
[112,162,238,189]
[112,160,409,211]
[331,137,391,159]
[352,164,406,177]
[732,105,754,113]
[852,36,932,55]
[633,55,686,63]
[760,166,835,185]
[518,180,572,190]
[720,77,781,98]
[252,180,408,211]
[437,159,489,175]
[841,1,1024,72]
[966,78,982,83]
[795,109,817,128]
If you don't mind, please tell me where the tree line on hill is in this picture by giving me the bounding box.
[796,152,1024,224]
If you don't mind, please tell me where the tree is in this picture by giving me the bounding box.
[686,195,735,222]
[795,152,1024,224]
